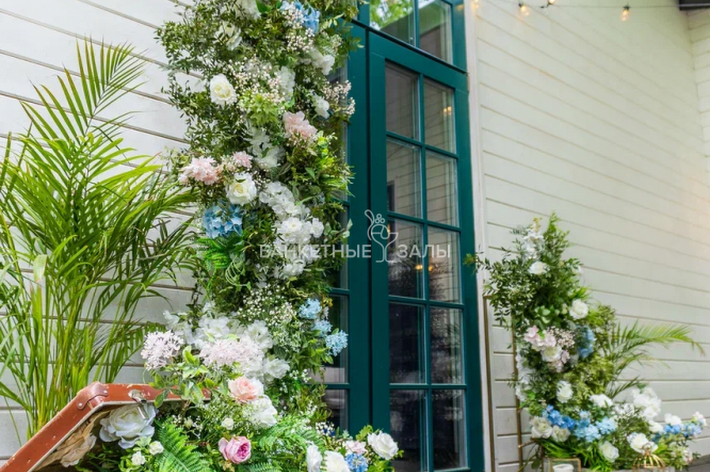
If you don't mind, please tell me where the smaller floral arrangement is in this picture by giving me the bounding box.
[471,215,704,472]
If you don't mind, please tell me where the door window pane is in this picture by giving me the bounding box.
[391,390,428,472]
[430,307,464,384]
[427,228,460,303]
[387,65,420,139]
[432,390,467,470]
[388,219,424,298]
[387,140,422,217]
[426,153,458,226]
[370,0,415,45]
[424,80,455,152]
[320,295,348,383]
[419,0,453,63]
[390,304,425,384]
[324,390,348,431]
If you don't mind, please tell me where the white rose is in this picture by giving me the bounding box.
[209,74,236,106]
[324,451,349,472]
[627,433,657,454]
[599,441,619,462]
[99,404,156,449]
[529,261,547,275]
[589,394,613,409]
[570,299,589,320]
[227,173,258,205]
[131,451,146,466]
[556,381,573,403]
[367,432,399,460]
[314,96,330,118]
[247,396,278,428]
[148,441,164,455]
[262,357,291,383]
[551,426,570,443]
[541,345,563,362]
[665,413,682,426]
[307,445,323,472]
[221,417,235,430]
[531,417,553,439]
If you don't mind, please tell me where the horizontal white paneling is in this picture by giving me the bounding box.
[470,1,710,470]
[0,0,193,457]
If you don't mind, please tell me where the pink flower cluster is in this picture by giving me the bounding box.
[523,326,555,350]
[231,151,253,169]
[141,331,183,370]
[219,436,251,464]
[523,326,570,372]
[198,337,264,371]
[283,111,317,140]
[179,157,220,185]
[228,376,263,403]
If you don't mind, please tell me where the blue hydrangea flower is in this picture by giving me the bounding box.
[202,204,242,239]
[313,319,332,336]
[326,331,348,356]
[299,298,322,319]
[280,1,320,33]
[576,411,591,429]
[561,415,577,430]
[578,326,595,359]
[597,417,617,435]
[345,453,368,472]
[665,423,682,435]
[683,423,702,438]
[574,424,601,442]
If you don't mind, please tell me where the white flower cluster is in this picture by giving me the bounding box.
[305,433,398,472]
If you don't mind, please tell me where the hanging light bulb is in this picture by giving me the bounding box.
[519,2,530,16]
[620,5,630,21]
[547,0,556,5]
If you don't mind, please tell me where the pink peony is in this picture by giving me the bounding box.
[181,157,220,185]
[283,111,317,140]
[232,152,253,169]
[228,377,264,403]
[219,437,251,464]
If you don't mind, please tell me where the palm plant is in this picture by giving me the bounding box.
[0,41,195,439]
[602,320,703,399]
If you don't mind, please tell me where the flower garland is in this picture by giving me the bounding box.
[54,0,401,470]
[473,216,705,471]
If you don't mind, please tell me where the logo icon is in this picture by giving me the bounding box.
[365,210,398,263]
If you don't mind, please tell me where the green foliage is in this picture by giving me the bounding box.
[0,41,195,437]
[153,422,215,472]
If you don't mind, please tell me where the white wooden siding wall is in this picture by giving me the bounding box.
[465,0,710,471]
[691,10,710,171]
[0,0,191,461]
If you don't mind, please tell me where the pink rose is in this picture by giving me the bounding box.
[181,157,220,185]
[228,377,264,403]
[283,111,317,140]
[219,436,251,464]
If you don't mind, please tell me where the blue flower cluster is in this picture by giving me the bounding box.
[544,406,577,430]
[544,407,616,443]
[684,423,703,438]
[597,417,617,435]
[577,326,595,359]
[281,1,320,33]
[202,204,242,239]
[299,298,322,319]
[313,319,332,336]
[345,453,368,472]
[326,331,348,356]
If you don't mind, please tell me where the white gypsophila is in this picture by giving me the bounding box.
[309,48,335,75]
[589,394,613,409]
[367,432,399,460]
[233,0,260,19]
[569,299,589,320]
[314,95,330,118]
[629,388,662,421]
[221,417,235,430]
[665,413,682,426]
[262,357,291,383]
[556,381,573,403]
[528,261,547,275]
[551,426,570,443]
[278,66,296,99]
[209,74,236,106]
[531,417,553,439]
[245,396,279,428]
[599,441,619,462]
[628,433,657,454]
[227,173,258,205]
[306,445,323,472]
[99,405,157,449]
[324,451,349,472]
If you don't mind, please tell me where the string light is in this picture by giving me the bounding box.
[519,2,531,16]
[620,5,630,21]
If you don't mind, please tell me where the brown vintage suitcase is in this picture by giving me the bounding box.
[0,383,180,472]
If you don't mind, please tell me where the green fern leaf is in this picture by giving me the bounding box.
[153,422,215,472]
